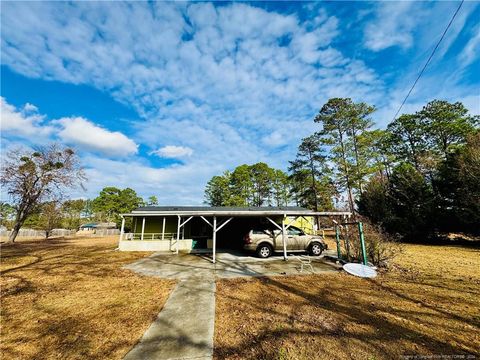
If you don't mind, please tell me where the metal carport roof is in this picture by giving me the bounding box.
[120,206,352,263]
[122,206,351,217]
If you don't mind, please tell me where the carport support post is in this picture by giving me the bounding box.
[176,216,181,254]
[358,222,368,265]
[212,216,217,264]
[119,216,125,241]
[343,215,351,261]
[335,225,341,260]
[141,217,146,241]
[282,216,287,261]
[161,217,166,240]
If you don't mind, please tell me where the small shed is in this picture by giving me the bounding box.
[79,222,117,231]
[79,223,97,230]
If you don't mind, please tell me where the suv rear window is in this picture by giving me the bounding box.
[287,227,304,236]
[252,229,269,234]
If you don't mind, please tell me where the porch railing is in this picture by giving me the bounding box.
[125,232,178,241]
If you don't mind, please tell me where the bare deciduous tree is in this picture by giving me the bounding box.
[1,144,85,243]
[38,201,64,239]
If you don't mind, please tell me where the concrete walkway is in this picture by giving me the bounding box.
[123,251,340,360]
[124,278,215,360]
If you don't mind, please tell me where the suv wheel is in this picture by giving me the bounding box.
[310,242,324,256]
[256,244,272,258]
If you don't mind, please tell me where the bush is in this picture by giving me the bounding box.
[338,220,402,268]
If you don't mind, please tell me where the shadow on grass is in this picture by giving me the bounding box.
[214,273,480,359]
[2,302,95,359]
[122,250,479,358]
[1,237,174,360]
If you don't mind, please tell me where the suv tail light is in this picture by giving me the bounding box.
[244,234,252,244]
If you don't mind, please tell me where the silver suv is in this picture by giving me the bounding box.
[243,226,328,258]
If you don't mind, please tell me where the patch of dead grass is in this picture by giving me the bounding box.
[1,236,175,359]
[215,242,480,359]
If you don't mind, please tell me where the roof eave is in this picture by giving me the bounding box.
[121,210,352,217]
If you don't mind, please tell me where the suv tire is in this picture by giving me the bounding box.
[256,244,273,258]
[309,242,324,256]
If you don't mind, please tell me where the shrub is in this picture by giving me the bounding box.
[338,220,402,268]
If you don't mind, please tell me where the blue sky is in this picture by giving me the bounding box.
[1,1,479,204]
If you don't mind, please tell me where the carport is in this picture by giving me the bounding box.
[119,206,351,263]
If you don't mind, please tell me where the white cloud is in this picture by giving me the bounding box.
[56,117,138,157]
[458,94,480,116]
[364,1,478,56]
[459,24,480,66]
[1,2,478,203]
[374,76,480,128]
[262,131,287,148]
[23,103,38,113]
[1,97,139,157]
[363,2,418,51]
[429,2,474,61]
[0,97,53,138]
[73,155,215,205]
[150,145,193,158]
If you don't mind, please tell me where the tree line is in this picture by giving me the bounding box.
[1,186,158,240]
[0,187,158,240]
[205,98,479,239]
[0,145,159,242]
[2,98,477,243]
[204,163,291,207]
[358,101,479,239]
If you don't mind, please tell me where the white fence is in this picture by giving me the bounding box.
[89,229,120,236]
[0,228,77,238]
[0,228,119,238]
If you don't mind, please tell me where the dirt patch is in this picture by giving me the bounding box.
[214,243,480,359]
[0,236,175,360]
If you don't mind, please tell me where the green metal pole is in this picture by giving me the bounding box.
[344,223,351,261]
[335,225,341,260]
[358,221,368,265]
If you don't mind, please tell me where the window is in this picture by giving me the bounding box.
[253,229,268,234]
[287,227,303,236]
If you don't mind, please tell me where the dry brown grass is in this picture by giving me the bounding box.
[215,242,480,359]
[0,236,175,360]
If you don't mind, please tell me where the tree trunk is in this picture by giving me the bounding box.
[338,129,356,215]
[307,150,320,231]
[382,156,391,181]
[442,138,449,159]
[346,187,355,217]
[351,126,363,193]
[8,221,22,243]
[8,201,34,243]
[408,135,421,172]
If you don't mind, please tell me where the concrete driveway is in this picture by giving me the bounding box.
[124,250,340,280]
[123,251,340,360]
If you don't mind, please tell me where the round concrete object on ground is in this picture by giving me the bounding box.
[343,263,377,278]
